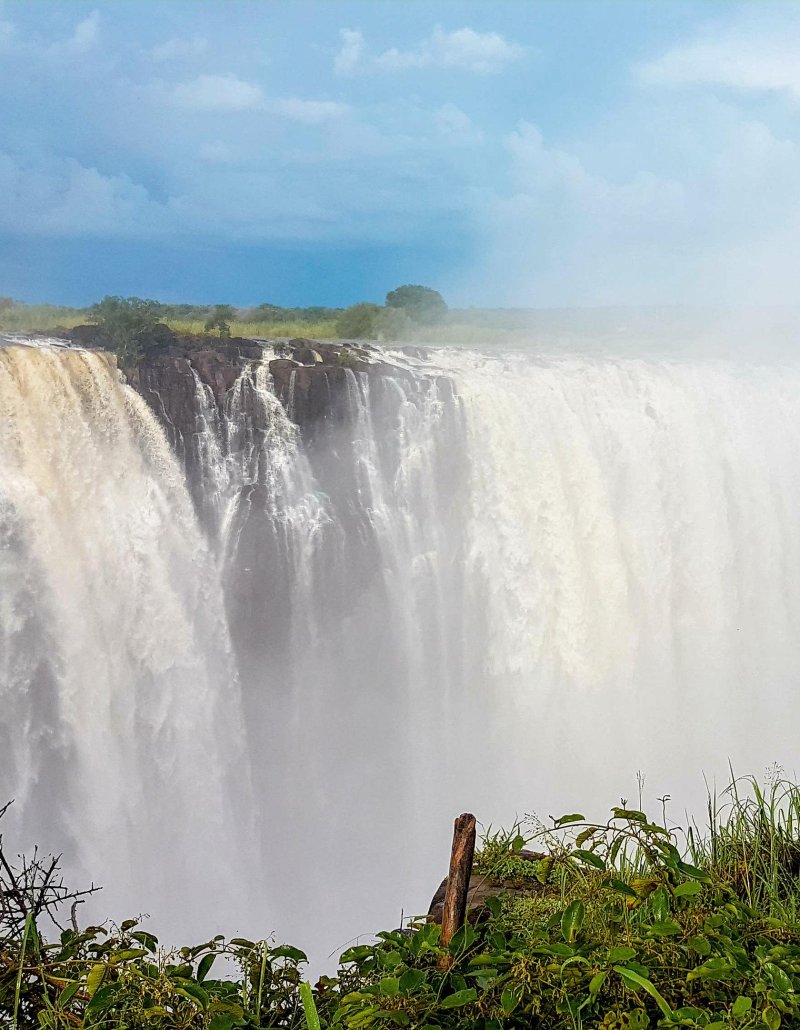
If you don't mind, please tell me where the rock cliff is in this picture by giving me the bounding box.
[65,324,400,484]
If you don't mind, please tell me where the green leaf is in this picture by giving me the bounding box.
[449,922,477,954]
[648,920,682,936]
[501,986,521,1014]
[299,982,322,1030]
[651,887,670,922]
[174,981,209,1009]
[484,895,502,918]
[764,1005,782,1030]
[614,966,673,1018]
[380,977,400,996]
[535,857,554,883]
[687,958,736,982]
[607,947,637,963]
[765,963,793,996]
[440,988,478,1009]
[511,834,525,851]
[674,881,703,898]
[688,935,712,956]
[732,996,753,1018]
[612,808,647,822]
[398,968,426,993]
[379,950,404,969]
[378,1012,411,1027]
[86,963,108,999]
[197,953,216,982]
[588,970,608,997]
[271,944,308,963]
[109,948,147,963]
[56,981,81,1008]
[676,860,711,882]
[555,813,585,826]
[209,1017,236,1030]
[561,900,586,943]
[130,930,158,952]
[572,849,606,870]
[607,879,638,899]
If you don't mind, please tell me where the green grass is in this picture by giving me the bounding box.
[164,318,339,340]
[0,304,86,334]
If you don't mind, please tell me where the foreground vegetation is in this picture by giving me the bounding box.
[5,776,800,1029]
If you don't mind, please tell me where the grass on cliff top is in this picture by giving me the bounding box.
[0,303,86,334]
[165,318,340,340]
[6,772,800,1029]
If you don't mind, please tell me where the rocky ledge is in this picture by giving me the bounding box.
[65,323,394,440]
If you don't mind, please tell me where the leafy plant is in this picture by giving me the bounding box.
[7,778,800,1028]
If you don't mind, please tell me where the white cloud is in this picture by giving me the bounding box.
[150,36,208,62]
[638,20,800,101]
[0,152,168,237]
[173,74,265,111]
[171,76,346,121]
[0,9,98,59]
[434,103,484,144]
[54,10,100,56]
[469,108,800,307]
[266,97,348,124]
[334,28,364,75]
[335,25,526,75]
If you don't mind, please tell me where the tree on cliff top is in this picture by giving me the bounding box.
[336,302,381,339]
[88,296,163,363]
[385,284,447,325]
[204,304,235,337]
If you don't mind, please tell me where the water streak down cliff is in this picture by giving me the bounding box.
[4,337,800,958]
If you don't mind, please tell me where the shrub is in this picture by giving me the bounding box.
[336,302,382,339]
[204,304,235,338]
[6,777,800,1028]
[87,296,163,363]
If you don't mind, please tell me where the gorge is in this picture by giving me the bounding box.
[3,331,800,962]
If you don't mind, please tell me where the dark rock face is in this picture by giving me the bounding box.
[118,334,395,494]
[124,335,370,436]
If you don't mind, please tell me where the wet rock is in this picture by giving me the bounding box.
[427,850,546,925]
[293,347,324,365]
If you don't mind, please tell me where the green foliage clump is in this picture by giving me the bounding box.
[7,777,800,1028]
[88,296,165,363]
[385,284,447,326]
[336,303,382,339]
[204,304,235,338]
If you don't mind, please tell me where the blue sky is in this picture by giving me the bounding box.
[2,0,800,308]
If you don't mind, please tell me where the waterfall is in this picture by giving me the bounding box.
[0,345,253,936]
[4,339,800,962]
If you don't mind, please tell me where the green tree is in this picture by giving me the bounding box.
[204,304,235,337]
[87,296,162,363]
[375,306,413,340]
[385,284,447,325]
[336,302,381,339]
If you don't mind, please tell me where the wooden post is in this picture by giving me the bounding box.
[438,813,476,970]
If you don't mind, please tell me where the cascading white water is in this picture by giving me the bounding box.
[0,345,254,935]
[4,338,800,962]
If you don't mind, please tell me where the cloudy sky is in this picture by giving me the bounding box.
[3,0,800,308]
